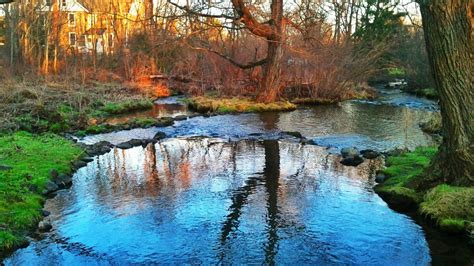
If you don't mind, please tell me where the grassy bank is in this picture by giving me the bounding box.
[375,147,474,235]
[0,81,157,134]
[187,97,297,113]
[0,132,83,252]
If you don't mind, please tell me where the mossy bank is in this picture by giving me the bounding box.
[375,147,474,238]
[0,132,84,254]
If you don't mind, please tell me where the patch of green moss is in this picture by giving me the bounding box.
[0,132,83,251]
[387,67,405,77]
[420,184,473,233]
[291,98,338,105]
[99,99,153,116]
[375,147,437,205]
[188,97,296,113]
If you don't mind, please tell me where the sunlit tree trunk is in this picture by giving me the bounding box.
[418,0,473,186]
[256,0,284,103]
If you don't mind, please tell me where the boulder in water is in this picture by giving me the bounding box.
[361,149,382,159]
[341,147,359,158]
[340,155,365,166]
[38,220,52,232]
[153,131,166,140]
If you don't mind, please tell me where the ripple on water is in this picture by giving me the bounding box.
[5,139,431,265]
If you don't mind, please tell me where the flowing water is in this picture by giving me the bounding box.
[4,89,473,265]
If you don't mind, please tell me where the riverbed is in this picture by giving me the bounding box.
[4,89,473,265]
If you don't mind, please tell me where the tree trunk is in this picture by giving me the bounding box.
[257,40,283,103]
[418,0,474,186]
[256,0,284,103]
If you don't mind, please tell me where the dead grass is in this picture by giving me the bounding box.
[0,80,156,133]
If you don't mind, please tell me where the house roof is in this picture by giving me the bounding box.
[77,0,135,14]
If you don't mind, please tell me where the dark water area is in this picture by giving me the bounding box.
[5,139,432,265]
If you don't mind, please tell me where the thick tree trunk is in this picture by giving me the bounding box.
[257,40,283,103]
[257,0,284,103]
[418,0,473,186]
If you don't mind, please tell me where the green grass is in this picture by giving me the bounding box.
[0,132,83,251]
[376,147,473,236]
[417,88,438,99]
[375,147,437,204]
[421,185,474,233]
[291,98,339,105]
[98,99,153,116]
[388,67,406,77]
[187,97,296,113]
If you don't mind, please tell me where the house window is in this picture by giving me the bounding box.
[45,0,52,6]
[61,0,67,8]
[69,32,77,46]
[68,13,75,26]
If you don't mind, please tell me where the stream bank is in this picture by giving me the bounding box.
[3,87,473,264]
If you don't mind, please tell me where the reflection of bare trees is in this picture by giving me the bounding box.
[71,137,384,262]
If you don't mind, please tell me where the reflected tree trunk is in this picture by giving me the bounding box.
[262,140,280,264]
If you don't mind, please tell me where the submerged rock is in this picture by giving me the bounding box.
[341,147,359,158]
[153,131,166,140]
[283,131,303,139]
[340,155,365,166]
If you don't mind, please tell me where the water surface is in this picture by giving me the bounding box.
[5,139,431,265]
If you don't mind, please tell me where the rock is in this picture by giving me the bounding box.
[153,131,166,140]
[157,117,174,127]
[42,210,51,217]
[55,174,72,189]
[0,164,12,171]
[341,147,359,158]
[116,142,133,149]
[384,148,409,157]
[283,131,303,138]
[375,173,386,183]
[73,160,87,169]
[360,149,382,159]
[340,155,364,166]
[85,141,113,156]
[129,139,144,146]
[81,157,94,163]
[42,181,59,196]
[38,220,52,232]
[174,115,188,121]
[50,169,59,179]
